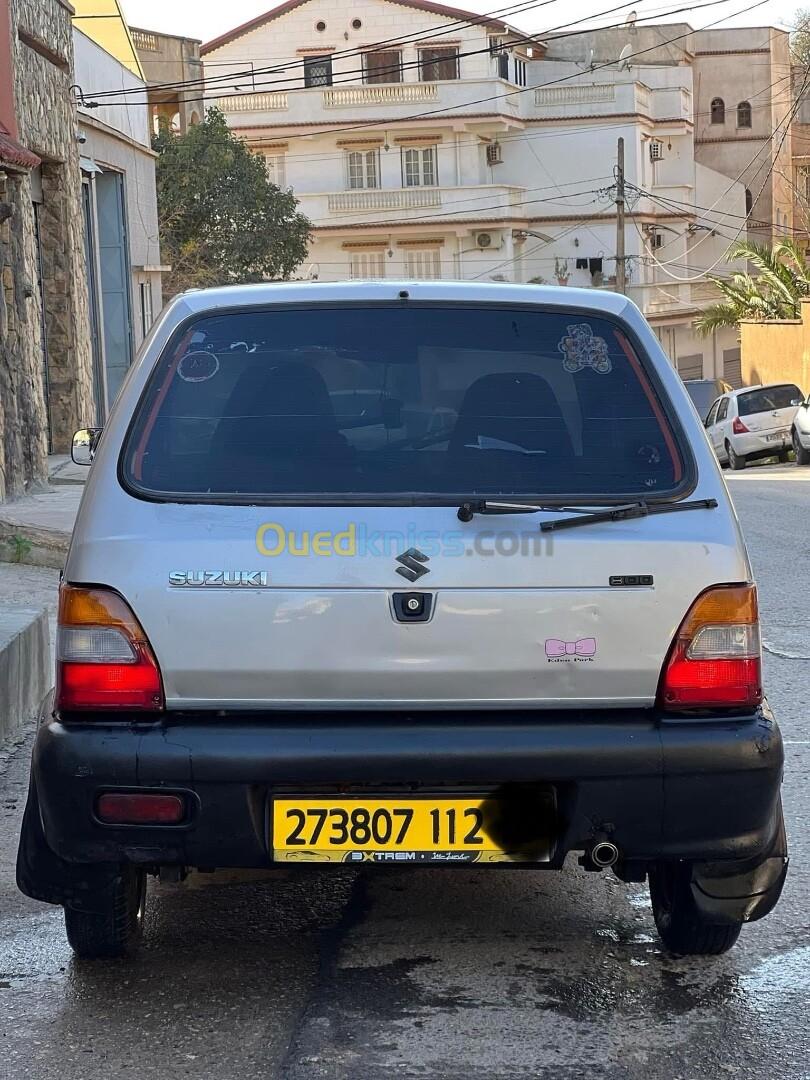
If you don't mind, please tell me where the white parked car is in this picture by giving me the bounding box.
[791,391,810,465]
[704,383,803,470]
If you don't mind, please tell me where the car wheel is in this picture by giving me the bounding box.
[726,442,746,470]
[63,865,147,959]
[648,861,742,956]
[794,430,810,466]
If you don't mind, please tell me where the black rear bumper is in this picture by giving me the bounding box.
[20,700,783,868]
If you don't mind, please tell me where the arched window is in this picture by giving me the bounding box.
[745,188,753,215]
[710,97,725,124]
[737,101,752,128]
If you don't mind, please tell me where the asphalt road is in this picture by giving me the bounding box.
[0,465,808,1080]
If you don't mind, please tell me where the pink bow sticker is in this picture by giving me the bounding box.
[545,637,597,658]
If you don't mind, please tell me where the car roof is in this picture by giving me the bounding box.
[175,280,634,316]
[725,382,800,397]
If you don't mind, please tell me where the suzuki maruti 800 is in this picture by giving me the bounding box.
[17,282,787,958]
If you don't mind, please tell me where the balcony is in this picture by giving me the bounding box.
[212,79,522,128]
[328,188,443,212]
[216,92,289,112]
[298,184,526,227]
[322,84,438,108]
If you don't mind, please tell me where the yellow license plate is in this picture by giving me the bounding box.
[272,796,554,864]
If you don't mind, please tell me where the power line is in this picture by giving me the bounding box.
[88,0,557,101]
[85,0,741,108]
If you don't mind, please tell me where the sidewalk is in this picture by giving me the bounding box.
[0,456,84,568]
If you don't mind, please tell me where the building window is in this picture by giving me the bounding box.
[710,97,725,124]
[737,100,752,128]
[745,187,753,214]
[140,282,154,338]
[347,149,380,189]
[350,250,386,278]
[304,55,333,87]
[514,58,527,86]
[264,153,287,189]
[402,146,438,187]
[419,47,459,81]
[405,247,441,279]
[364,49,402,83]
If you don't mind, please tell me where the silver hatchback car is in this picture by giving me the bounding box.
[17,282,787,958]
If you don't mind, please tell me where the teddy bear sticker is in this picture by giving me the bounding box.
[558,323,612,374]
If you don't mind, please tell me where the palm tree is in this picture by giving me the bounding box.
[694,238,810,336]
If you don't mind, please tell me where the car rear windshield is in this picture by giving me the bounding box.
[738,384,801,416]
[122,305,686,501]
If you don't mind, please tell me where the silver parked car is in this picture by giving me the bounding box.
[17,282,787,958]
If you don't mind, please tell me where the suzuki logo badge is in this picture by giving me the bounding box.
[395,548,430,582]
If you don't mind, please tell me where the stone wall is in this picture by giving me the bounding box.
[0,171,49,500]
[9,0,94,453]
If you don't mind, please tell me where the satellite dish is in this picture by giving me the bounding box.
[617,42,633,70]
[624,10,637,25]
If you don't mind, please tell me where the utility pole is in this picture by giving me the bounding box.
[616,137,626,295]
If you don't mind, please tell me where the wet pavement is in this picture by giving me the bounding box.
[0,466,808,1079]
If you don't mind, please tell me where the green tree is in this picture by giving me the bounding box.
[695,238,810,335]
[792,7,810,66]
[154,108,311,296]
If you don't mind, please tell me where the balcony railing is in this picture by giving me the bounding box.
[220,92,289,112]
[328,188,443,212]
[534,84,615,106]
[322,84,438,108]
[131,29,158,51]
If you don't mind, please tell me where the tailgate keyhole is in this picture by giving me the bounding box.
[392,593,433,623]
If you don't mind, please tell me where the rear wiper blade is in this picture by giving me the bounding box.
[457,501,596,522]
[539,498,718,533]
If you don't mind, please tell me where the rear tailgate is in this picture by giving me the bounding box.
[66,501,748,709]
[738,384,801,436]
[67,293,748,712]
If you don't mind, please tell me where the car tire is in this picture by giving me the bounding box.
[794,430,810,466]
[63,865,147,959]
[726,442,746,470]
[648,861,742,955]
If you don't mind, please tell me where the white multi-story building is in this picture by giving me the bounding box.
[202,0,749,379]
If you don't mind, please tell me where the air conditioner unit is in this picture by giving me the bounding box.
[474,230,503,250]
[485,141,503,166]
[649,141,664,162]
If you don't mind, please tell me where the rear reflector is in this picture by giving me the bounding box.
[97,792,185,825]
[56,586,164,712]
[658,584,762,710]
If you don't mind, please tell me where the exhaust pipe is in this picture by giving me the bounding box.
[590,841,620,868]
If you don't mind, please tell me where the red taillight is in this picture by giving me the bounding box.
[732,417,749,434]
[97,792,185,825]
[56,585,164,712]
[658,584,762,710]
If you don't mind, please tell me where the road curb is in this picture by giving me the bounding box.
[0,609,50,746]
[0,522,69,569]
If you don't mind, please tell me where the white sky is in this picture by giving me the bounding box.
[120,0,798,46]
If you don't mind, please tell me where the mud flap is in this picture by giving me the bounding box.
[690,802,789,924]
[16,774,121,909]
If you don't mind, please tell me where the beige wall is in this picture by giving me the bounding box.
[693,27,793,246]
[740,304,810,394]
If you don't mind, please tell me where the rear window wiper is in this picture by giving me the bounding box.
[457,501,597,522]
[457,498,718,528]
[539,498,718,532]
